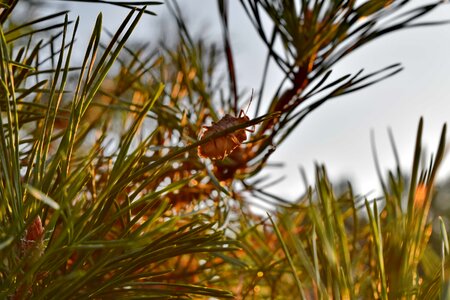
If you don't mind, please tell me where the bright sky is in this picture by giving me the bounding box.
[31,1,450,199]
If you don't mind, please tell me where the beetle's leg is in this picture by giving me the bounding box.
[199,125,211,139]
[229,134,242,145]
[245,125,255,133]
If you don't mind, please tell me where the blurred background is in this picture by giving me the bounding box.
[27,0,450,199]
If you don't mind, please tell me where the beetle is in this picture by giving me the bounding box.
[198,105,254,160]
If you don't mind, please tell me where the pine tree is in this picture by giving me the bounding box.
[0,0,448,298]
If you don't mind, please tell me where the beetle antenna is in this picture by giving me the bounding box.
[245,89,254,115]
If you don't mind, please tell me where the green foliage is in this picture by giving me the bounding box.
[224,120,447,299]
[0,2,235,299]
[0,0,448,299]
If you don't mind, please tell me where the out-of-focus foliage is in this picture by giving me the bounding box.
[0,0,449,299]
[220,120,447,299]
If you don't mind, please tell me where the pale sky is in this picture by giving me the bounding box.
[28,0,450,199]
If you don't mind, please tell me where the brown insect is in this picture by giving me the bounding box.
[198,101,254,160]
